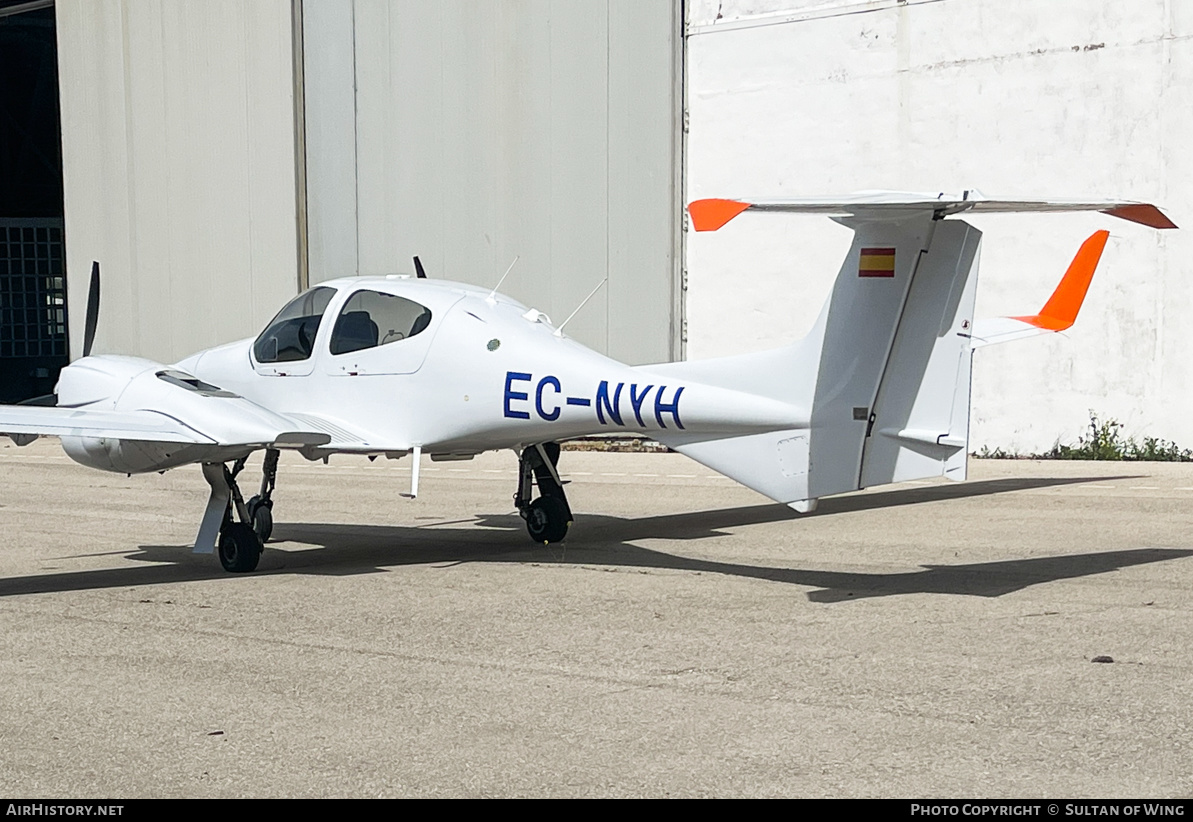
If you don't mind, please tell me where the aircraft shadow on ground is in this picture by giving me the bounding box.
[4,473,1188,602]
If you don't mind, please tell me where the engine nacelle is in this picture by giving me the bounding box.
[60,435,231,474]
[55,355,263,474]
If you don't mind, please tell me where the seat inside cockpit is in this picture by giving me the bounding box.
[253,286,336,363]
[252,285,435,364]
[329,290,432,355]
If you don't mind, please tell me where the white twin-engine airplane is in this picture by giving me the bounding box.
[0,192,1176,573]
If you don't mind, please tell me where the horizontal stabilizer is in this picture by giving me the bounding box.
[688,192,1177,231]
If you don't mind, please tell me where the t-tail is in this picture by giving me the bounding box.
[640,191,1175,512]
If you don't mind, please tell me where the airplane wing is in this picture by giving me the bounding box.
[969,230,1108,348]
[0,403,330,450]
[688,192,1177,231]
[0,405,216,444]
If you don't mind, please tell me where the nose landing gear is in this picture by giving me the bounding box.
[515,442,572,544]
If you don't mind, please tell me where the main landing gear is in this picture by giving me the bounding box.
[515,442,572,544]
[202,449,281,573]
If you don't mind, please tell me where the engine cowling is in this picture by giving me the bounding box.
[56,355,157,409]
[55,355,264,474]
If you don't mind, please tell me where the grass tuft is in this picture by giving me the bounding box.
[977,412,1193,462]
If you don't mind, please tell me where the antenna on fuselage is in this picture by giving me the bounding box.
[485,256,519,305]
[413,256,427,279]
[553,277,607,338]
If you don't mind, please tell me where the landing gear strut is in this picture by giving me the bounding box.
[515,442,572,544]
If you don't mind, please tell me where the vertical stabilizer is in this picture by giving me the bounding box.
[649,209,980,505]
[802,212,936,498]
[859,220,982,487]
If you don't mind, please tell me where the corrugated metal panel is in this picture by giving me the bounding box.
[55,0,681,366]
[301,0,357,285]
[607,0,685,364]
[305,0,682,364]
[56,0,299,365]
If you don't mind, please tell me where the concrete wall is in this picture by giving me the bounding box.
[302,0,684,365]
[55,0,301,364]
[685,0,1193,451]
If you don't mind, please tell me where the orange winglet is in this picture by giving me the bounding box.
[1100,204,1177,230]
[688,198,752,232]
[1010,230,1110,332]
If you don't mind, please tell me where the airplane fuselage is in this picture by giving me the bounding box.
[171,276,803,460]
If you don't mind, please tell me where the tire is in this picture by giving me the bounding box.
[218,522,262,573]
[526,496,570,544]
[247,495,274,542]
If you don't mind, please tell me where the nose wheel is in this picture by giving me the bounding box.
[515,443,572,544]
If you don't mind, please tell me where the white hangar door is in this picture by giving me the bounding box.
[300,0,685,367]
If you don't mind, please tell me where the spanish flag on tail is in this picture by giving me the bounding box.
[858,247,896,278]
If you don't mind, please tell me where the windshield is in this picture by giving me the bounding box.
[253,286,336,363]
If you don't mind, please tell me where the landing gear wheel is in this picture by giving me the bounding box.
[218,522,262,573]
[247,495,274,542]
[526,496,570,544]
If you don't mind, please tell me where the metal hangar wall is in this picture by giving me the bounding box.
[301,0,684,366]
[53,0,684,369]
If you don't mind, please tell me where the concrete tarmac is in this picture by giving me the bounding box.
[1,438,1192,798]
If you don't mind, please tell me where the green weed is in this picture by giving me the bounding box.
[976,412,1193,462]
[975,444,1021,459]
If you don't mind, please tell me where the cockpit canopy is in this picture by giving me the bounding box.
[253,285,433,364]
[329,289,433,355]
[253,286,335,363]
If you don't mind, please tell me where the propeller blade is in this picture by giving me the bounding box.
[413,256,427,279]
[81,260,100,357]
[16,393,56,407]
